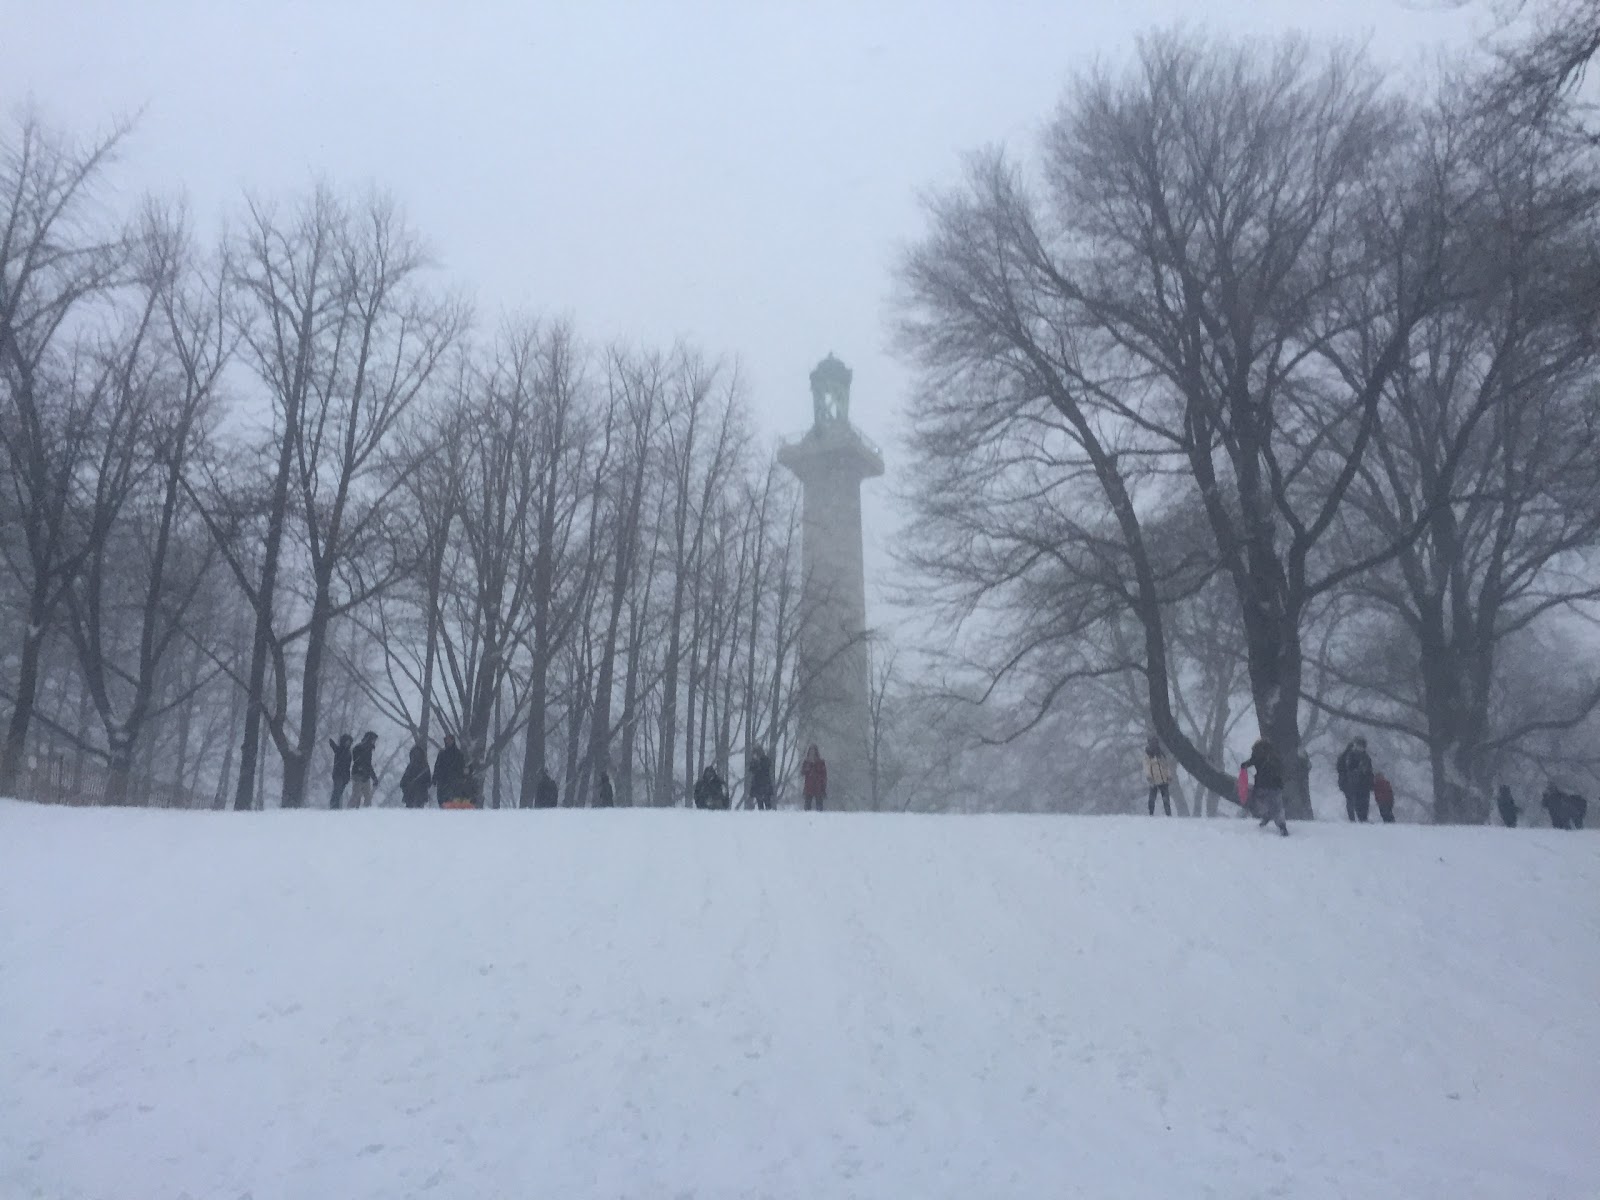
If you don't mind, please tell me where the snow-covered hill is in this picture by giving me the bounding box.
[3,801,1596,1199]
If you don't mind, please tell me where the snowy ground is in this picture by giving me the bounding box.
[3,802,1596,1199]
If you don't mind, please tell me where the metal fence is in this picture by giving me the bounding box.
[13,753,210,809]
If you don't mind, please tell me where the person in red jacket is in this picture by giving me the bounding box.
[1373,772,1396,823]
[801,744,828,811]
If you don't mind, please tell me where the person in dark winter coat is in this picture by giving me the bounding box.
[694,765,730,810]
[350,731,379,808]
[1143,736,1173,816]
[1372,773,1396,823]
[1542,783,1587,830]
[1496,785,1519,828]
[595,769,615,808]
[443,760,483,809]
[1336,737,1375,822]
[399,745,432,809]
[1242,736,1289,836]
[747,745,775,811]
[534,768,559,810]
[433,735,465,807]
[801,744,828,811]
[328,733,353,809]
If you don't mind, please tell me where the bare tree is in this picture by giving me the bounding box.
[205,187,463,808]
[62,207,231,804]
[896,34,1462,817]
[0,112,130,793]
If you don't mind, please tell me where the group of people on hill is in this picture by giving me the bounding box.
[328,731,379,809]
[326,730,831,811]
[1144,733,1591,830]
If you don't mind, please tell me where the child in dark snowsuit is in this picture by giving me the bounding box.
[1242,737,1289,836]
[399,745,432,809]
[694,765,729,810]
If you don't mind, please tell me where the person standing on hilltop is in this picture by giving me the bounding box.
[694,764,730,810]
[801,744,828,812]
[533,767,559,810]
[1242,736,1289,837]
[1143,736,1173,816]
[747,745,775,811]
[399,744,432,809]
[1337,737,1375,823]
[432,734,465,808]
[1372,772,1396,824]
[350,731,379,809]
[328,733,353,810]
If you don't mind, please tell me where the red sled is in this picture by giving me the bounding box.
[1236,767,1251,808]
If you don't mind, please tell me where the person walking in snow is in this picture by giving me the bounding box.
[747,745,775,811]
[399,744,432,809]
[1336,737,1375,822]
[350,731,379,808]
[1372,772,1396,823]
[433,734,465,807]
[694,764,730,810]
[1496,784,1519,828]
[534,767,559,810]
[595,768,615,808]
[801,744,828,812]
[1242,736,1289,836]
[328,732,353,810]
[1143,736,1173,816]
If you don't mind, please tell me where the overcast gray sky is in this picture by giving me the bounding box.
[5,0,1485,597]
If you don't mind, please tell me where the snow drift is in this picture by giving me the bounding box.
[3,801,1596,1199]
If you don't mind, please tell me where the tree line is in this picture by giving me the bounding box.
[893,18,1600,823]
[0,127,822,810]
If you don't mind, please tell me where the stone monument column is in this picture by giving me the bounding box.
[777,354,885,810]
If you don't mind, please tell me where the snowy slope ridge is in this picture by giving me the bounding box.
[2,802,1596,1200]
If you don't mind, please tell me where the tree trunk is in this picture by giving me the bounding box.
[0,616,45,795]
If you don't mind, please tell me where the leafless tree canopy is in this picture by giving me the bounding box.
[894,29,1600,821]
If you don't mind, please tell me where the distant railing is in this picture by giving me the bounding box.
[13,752,211,809]
[776,421,885,464]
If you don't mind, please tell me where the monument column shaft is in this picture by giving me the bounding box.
[778,436,881,811]
[777,354,883,811]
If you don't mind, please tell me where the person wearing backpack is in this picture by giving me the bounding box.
[1336,737,1375,822]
